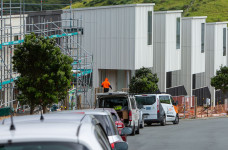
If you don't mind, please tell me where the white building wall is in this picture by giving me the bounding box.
[62,4,155,89]
[181,17,207,96]
[153,11,182,92]
[205,22,227,105]
[135,6,154,69]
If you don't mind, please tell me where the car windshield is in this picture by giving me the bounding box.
[0,142,89,150]
[159,96,171,104]
[135,96,156,105]
[98,97,128,111]
[94,115,118,136]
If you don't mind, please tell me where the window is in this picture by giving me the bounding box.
[148,11,152,45]
[159,96,171,104]
[223,28,227,56]
[176,17,181,49]
[201,23,205,53]
[135,96,156,105]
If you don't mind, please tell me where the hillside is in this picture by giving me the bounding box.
[66,0,228,22]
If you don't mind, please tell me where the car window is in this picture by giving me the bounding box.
[111,113,118,122]
[135,96,156,105]
[94,115,118,136]
[0,142,89,150]
[98,97,128,111]
[159,96,171,104]
[94,125,111,150]
[130,98,136,109]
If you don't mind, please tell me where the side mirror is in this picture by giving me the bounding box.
[121,127,132,136]
[114,142,128,150]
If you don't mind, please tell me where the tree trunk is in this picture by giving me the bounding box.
[42,105,47,114]
[30,104,34,115]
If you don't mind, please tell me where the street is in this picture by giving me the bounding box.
[128,117,228,150]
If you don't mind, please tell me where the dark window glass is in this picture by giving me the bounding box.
[94,115,118,136]
[0,142,89,150]
[98,97,128,111]
[135,96,156,105]
[148,11,152,45]
[201,23,205,53]
[166,72,172,88]
[176,17,181,49]
[159,96,171,104]
[94,125,111,150]
[223,28,227,56]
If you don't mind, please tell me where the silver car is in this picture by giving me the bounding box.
[57,109,131,150]
[0,113,116,150]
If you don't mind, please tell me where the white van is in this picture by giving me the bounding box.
[135,94,179,126]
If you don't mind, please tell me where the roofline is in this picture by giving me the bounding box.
[64,3,155,12]
[206,21,228,25]
[182,16,207,20]
[154,10,183,14]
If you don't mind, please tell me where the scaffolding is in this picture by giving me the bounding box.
[0,0,93,109]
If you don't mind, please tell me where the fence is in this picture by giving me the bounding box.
[173,96,228,119]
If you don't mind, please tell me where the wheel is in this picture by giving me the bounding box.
[173,114,179,124]
[131,123,136,136]
[140,117,144,128]
[135,121,140,134]
[160,115,166,126]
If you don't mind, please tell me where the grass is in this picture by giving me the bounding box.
[66,0,228,23]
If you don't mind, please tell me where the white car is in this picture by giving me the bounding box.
[0,113,129,150]
[135,94,179,126]
[96,92,140,135]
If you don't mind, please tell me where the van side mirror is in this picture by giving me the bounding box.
[114,142,128,150]
[121,127,132,136]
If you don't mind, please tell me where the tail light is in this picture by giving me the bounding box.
[129,110,132,121]
[121,136,127,142]
[157,98,159,113]
[115,121,124,128]
[111,143,115,149]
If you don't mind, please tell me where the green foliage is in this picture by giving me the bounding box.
[129,67,159,94]
[12,33,73,114]
[68,0,228,23]
[211,66,228,94]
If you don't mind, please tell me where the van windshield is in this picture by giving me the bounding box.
[135,96,156,105]
[98,97,128,111]
[159,96,171,104]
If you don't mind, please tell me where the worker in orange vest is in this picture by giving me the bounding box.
[101,78,112,93]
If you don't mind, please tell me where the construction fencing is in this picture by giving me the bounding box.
[173,96,228,119]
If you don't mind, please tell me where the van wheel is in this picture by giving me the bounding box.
[131,124,135,136]
[140,118,144,128]
[135,121,140,134]
[173,114,179,124]
[160,115,166,126]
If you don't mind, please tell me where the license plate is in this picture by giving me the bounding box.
[144,115,149,118]
[146,107,151,110]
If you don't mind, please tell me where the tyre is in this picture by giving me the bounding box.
[173,114,179,124]
[135,121,140,134]
[140,117,144,128]
[131,124,136,136]
[160,115,166,126]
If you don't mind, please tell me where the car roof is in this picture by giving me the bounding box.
[96,92,128,97]
[135,94,171,96]
[58,109,111,116]
[95,108,117,114]
[1,113,87,125]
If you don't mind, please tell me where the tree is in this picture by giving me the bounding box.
[129,67,159,94]
[13,33,73,114]
[211,66,228,101]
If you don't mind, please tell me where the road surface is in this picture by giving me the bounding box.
[128,117,228,150]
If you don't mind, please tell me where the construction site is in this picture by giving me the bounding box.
[0,0,93,111]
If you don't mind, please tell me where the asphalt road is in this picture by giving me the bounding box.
[128,117,228,150]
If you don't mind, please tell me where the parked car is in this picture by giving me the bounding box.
[0,113,113,150]
[135,94,179,126]
[96,92,140,135]
[95,108,127,142]
[62,109,131,150]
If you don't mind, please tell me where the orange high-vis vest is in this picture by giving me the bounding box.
[101,78,111,88]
